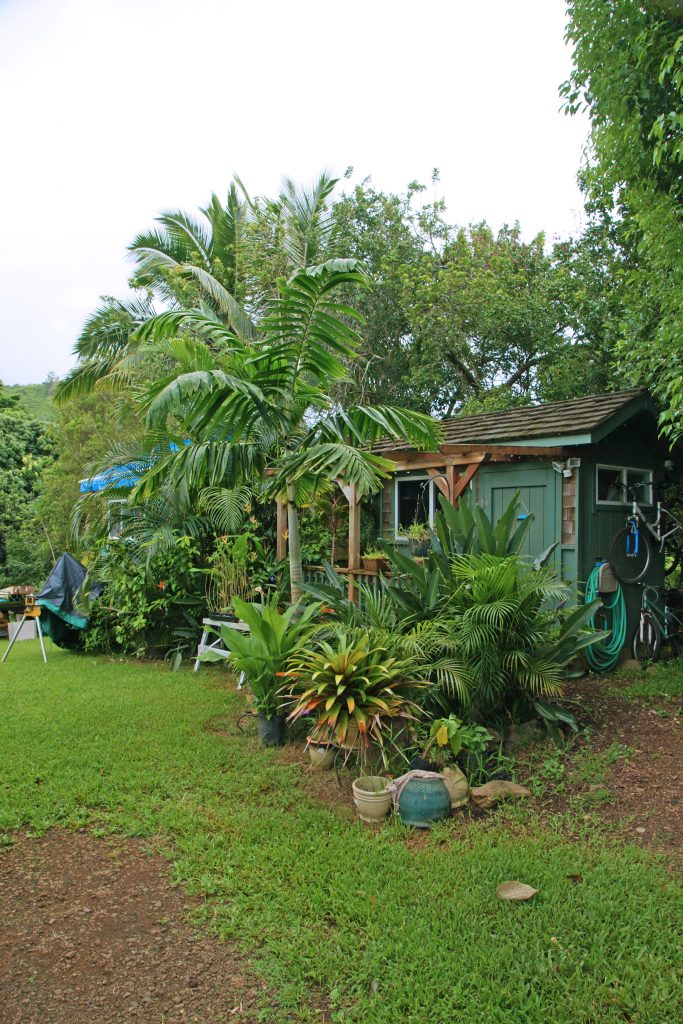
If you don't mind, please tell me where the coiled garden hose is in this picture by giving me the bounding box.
[584,565,627,673]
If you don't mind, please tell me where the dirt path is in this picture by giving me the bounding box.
[0,831,267,1024]
[539,675,682,865]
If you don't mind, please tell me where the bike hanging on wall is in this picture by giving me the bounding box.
[609,483,683,585]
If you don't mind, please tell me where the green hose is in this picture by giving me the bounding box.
[584,564,627,672]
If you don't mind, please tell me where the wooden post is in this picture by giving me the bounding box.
[276,496,287,562]
[446,464,457,504]
[338,480,361,602]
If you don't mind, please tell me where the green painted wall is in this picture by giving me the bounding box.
[576,411,670,645]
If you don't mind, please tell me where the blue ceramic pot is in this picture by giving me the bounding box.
[398,776,452,828]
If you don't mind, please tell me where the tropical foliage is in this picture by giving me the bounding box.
[205,597,321,719]
[83,535,206,661]
[563,0,683,439]
[283,630,422,749]
[112,259,439,602]
[303,494,605,722]
[0,383,57,587]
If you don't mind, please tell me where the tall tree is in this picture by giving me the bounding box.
[563,0,683,438]
[0,401,57,584]
[114,260,440,602]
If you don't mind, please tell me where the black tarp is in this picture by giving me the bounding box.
[37,553,90,648]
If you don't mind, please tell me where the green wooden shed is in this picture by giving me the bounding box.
[375,387,674,648]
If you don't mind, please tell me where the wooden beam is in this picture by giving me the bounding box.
[276,497,287,562]
[381,443,564,467]
[451,457,490,501]
[388,452,490,472]
[445,463,457,505]
[426,467,450,500]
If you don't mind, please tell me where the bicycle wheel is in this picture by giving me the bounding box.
[610,525,652,584]
[632,612,662,662]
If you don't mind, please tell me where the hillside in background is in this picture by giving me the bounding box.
[6,381,57,422]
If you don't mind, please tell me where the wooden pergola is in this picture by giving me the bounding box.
[276,442,562,599]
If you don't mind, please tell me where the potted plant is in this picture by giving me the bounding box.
[308,743,336,770]
[283,629,424,772]
[361,548,391,574]
[203,596,321,746]
[398,519,430,557]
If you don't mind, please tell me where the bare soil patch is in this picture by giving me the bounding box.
[0,831,269,1024]
[535,674,682,863]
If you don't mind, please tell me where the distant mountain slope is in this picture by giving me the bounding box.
[6,382,57,422]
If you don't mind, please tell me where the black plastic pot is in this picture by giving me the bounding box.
[256,713,286,747]
[408,754,435,772]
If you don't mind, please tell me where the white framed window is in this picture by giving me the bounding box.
[106,499,141,539]
[596,465,653,506]
[394,475,435,540]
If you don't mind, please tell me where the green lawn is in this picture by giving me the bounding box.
[1,640,681,1024]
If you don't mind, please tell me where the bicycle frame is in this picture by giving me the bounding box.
[627,500,681,553]
[638,584,683,642]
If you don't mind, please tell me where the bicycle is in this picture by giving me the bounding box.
[632,583,683,662]
[609,482,683,584]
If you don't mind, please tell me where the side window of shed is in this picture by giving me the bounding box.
[596,465,652,505]
[597,467,623,503]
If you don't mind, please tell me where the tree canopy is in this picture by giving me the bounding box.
[563,0,683,439]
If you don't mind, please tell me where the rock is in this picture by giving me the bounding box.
[505,720,545,754]
[470,780,532,810]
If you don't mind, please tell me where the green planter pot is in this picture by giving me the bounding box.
[398,776,452,828]
[256,714,286,747]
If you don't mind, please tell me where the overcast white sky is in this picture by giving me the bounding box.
[0,0,589,385]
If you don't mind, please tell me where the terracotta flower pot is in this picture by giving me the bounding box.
[352,776,392,822]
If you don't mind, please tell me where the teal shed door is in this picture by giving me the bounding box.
[478,465,558,564]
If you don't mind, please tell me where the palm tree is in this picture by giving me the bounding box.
[55,173,341,405]
[125,259,441,602]
[127,181,255,339]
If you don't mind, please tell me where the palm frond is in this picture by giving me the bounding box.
[179,265,256,340]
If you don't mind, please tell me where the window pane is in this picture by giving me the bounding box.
[397,479,429,530]
[597,468,623,503]
[626,469,652,503]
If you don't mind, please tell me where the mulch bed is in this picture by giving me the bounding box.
[0,831,268,1024]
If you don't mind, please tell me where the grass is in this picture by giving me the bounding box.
[613,658,683,701]
[1,640,681,1023]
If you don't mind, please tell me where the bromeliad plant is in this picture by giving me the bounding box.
[283,630,423,754]
[202,596,320,719]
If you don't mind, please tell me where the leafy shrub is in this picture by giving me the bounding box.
[84,536,206,660]
[206,597,321,719]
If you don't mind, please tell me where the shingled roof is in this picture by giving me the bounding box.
[375,387,651,452]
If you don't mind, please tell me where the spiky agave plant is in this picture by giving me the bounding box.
[283,630,424,751]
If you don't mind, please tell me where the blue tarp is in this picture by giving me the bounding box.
[79,443,189,493]
[79,464,146,492]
